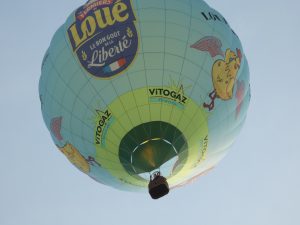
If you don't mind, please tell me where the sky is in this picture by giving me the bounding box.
[1,0,300,225]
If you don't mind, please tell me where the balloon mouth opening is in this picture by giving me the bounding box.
[119,121,188,181]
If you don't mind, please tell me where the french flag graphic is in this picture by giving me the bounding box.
[103,58,126,73]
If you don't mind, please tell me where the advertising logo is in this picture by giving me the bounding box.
[148,84,189,109]
[67,0,138,78]
[94,109,115,147]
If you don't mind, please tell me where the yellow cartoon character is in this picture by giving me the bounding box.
[212,49,241,99]
[191,36,242,111]
[58,143,90,174]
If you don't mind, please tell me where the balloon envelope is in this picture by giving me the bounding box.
[39,0,250,192]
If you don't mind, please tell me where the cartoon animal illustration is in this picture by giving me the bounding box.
[191,36,242,111]
[58,143,90,173]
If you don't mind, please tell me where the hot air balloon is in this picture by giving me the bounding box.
[39,0,250,199]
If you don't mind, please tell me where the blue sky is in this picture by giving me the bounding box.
[1,0,299,225]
